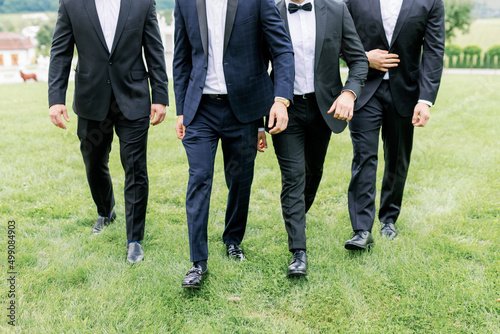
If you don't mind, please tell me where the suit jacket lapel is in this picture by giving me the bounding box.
[224,0,238,55]
[84,0,109,53]
[314,0,327,72]
[110,0,132,57]
[369,0,389,48]
[390,0,414,46]
[197,0,209,59]
[277,0,290,33]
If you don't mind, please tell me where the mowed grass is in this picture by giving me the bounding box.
[453,17,500,51]
[0,75,499,333]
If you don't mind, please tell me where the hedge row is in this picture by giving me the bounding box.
[338,44,500,69]
[445,44,500,68]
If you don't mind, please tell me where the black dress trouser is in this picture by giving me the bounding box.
[348,81,414,232]
[272,94,332,251]
[77,93,150,241]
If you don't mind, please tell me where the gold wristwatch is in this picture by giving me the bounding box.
[274,97,290,108]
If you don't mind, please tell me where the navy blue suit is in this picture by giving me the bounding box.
[173,0,294,262]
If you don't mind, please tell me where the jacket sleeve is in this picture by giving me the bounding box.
[143,0,169,106]
[48,0,75,108]
[260,0,294,102]
[340,2,368,98]
[418,0,445,104]
[172,0,193,116]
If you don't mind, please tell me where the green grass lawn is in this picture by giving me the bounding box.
[453,17,500,52]
[0,75,499,333]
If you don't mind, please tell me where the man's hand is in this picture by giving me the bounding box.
[366,49,400,72]
[150,104,167,125]
[257,130,267,153]
[327,90,355,122]
[49,104,70,129]
[268,101,288,134]
[412,102,430,127]
[175,115,186,139]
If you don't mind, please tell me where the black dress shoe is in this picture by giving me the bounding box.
[287,250,307,277]
[93,209,116,234]
[380,222,397,240]
[345,230,374,250]
[226,244,245,261]
[127,242,144,263]
[182,264,208,288]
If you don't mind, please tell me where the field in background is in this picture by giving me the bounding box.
[0,12,57,33]
[0,75,498,332]
[453,17,500,51]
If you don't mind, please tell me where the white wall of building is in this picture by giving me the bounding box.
[0,48,37,84]
[0,48,35,67]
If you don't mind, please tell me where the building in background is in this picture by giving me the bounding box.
[158,13,174,78]
[0,12,175,84]
[0,31,36,83]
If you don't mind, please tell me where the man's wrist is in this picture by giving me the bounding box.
[341,89,357,101]
[274,97,290,108]
[418,99,433,107]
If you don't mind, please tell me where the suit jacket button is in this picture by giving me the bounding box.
[106,80,111,84]
[108,62,112,65]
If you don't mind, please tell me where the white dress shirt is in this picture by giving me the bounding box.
[286,0,316,95]
[95,0,121,52]
[380,0,403,47]
[203,0,228,94]
[380,0,402,80]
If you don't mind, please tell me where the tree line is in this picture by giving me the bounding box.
[0,0,175,13]
[9,0,499,68]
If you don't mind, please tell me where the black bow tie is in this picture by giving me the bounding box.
[288,2,312,14]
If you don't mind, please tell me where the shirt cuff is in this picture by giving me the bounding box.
[258,127,265,132]
[418,99,433,107]
[341,89,357,101]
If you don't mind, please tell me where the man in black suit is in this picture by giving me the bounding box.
[344,0,445,249]
[173,0,294,288]
[271,0,367,276]
[48,0,169,263]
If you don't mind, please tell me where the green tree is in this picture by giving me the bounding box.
[0,0,57,13]
[156,0,175,10]
[36,23,54,57]
[445,0,474,43]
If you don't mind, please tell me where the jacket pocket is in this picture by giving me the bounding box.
[234,15,255,26]
[410,68,420,82]
[130,70,148,81]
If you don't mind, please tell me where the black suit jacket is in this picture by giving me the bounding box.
[276,0,368,133]
[49,0,169,121]
[345,0,445,116]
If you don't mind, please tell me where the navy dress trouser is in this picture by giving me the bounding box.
[182,96,259,263]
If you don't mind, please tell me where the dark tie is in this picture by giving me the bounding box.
[288,2,312,14]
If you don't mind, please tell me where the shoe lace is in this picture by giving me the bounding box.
[187,266,202,275]
[228,245,242,256]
